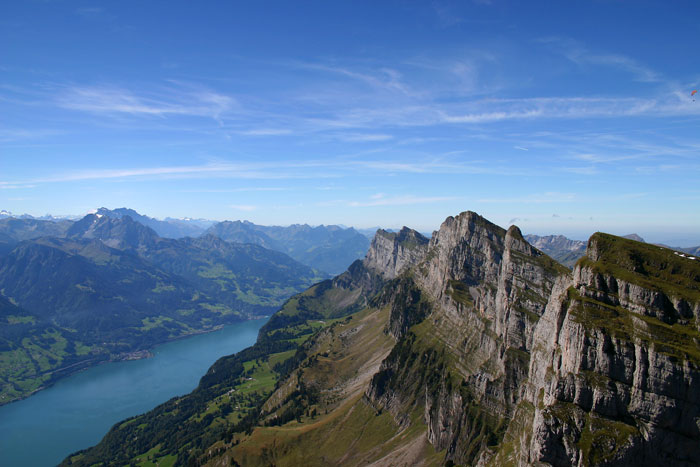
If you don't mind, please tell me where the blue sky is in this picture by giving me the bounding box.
[2,1,700,244]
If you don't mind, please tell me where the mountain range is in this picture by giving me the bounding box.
[0,213,325,404]
[65,210,700,466]
[94,207,215,239]
[205,220,370,275]
[1,208,372,275]
[524,233,588,268]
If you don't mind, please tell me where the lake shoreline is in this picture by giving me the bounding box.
[0,317,268,467]
[0,315,269,408]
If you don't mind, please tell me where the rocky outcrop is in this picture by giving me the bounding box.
[363,227,429,279]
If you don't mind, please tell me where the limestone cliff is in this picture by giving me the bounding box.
[363,227,429,280]
[519,233,700,466]
[367,211,568,465]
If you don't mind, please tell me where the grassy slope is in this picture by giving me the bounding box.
[214,305,442,467]
[62,263,380,466]
[0,296,104,404]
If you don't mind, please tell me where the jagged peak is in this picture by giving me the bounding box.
[364,226,429,279]
[375,227,429,247]
[504,224,538,256]
[506,224,524,241]
[437,210,507,241]
[66,212,160,250]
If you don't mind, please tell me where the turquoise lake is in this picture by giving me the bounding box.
[0,318,267,467]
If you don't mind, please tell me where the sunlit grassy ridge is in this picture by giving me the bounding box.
[582,232,700,303]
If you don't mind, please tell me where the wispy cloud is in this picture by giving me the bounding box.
[539,36,662,83]
[567,51,661,83]
[230,204,257,211]
[0,182,36,190]
[347,194,459,207]
[75,7,104,17]
[0,128,63,143]
[337,133,394,142]
[56,85,235,121]
[237,128,292,136]
[299,63,417,97]
[478,192,576,203]
[559,166,598,175]
[2,161,342,186]
[183,187,286,193]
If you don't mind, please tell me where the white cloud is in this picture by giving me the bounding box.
[238,128,292,136]
[181,187,286,193]
[230,204,257,211]
[0,128,62,143]
[337,133,394,142]
[477,192,576,204]
[56,85,235,121]
[75,7,104,17]
[348,195,459,207]
[559,167,598,175]
[0,182,35,189]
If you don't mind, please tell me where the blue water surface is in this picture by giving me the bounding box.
[0,318,267,467]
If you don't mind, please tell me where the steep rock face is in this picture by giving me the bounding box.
[523,233,700,466]
[367,215,700,466]
[363,227,429,280]
[367,212,567,465]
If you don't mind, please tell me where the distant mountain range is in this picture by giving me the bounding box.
[205,220,370,275]
[524,234,587,268]
[0,217,73,256]
[0,210,80,222]
[94,207,215,239]
[3,208,371,275]
[0,212,325,404]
